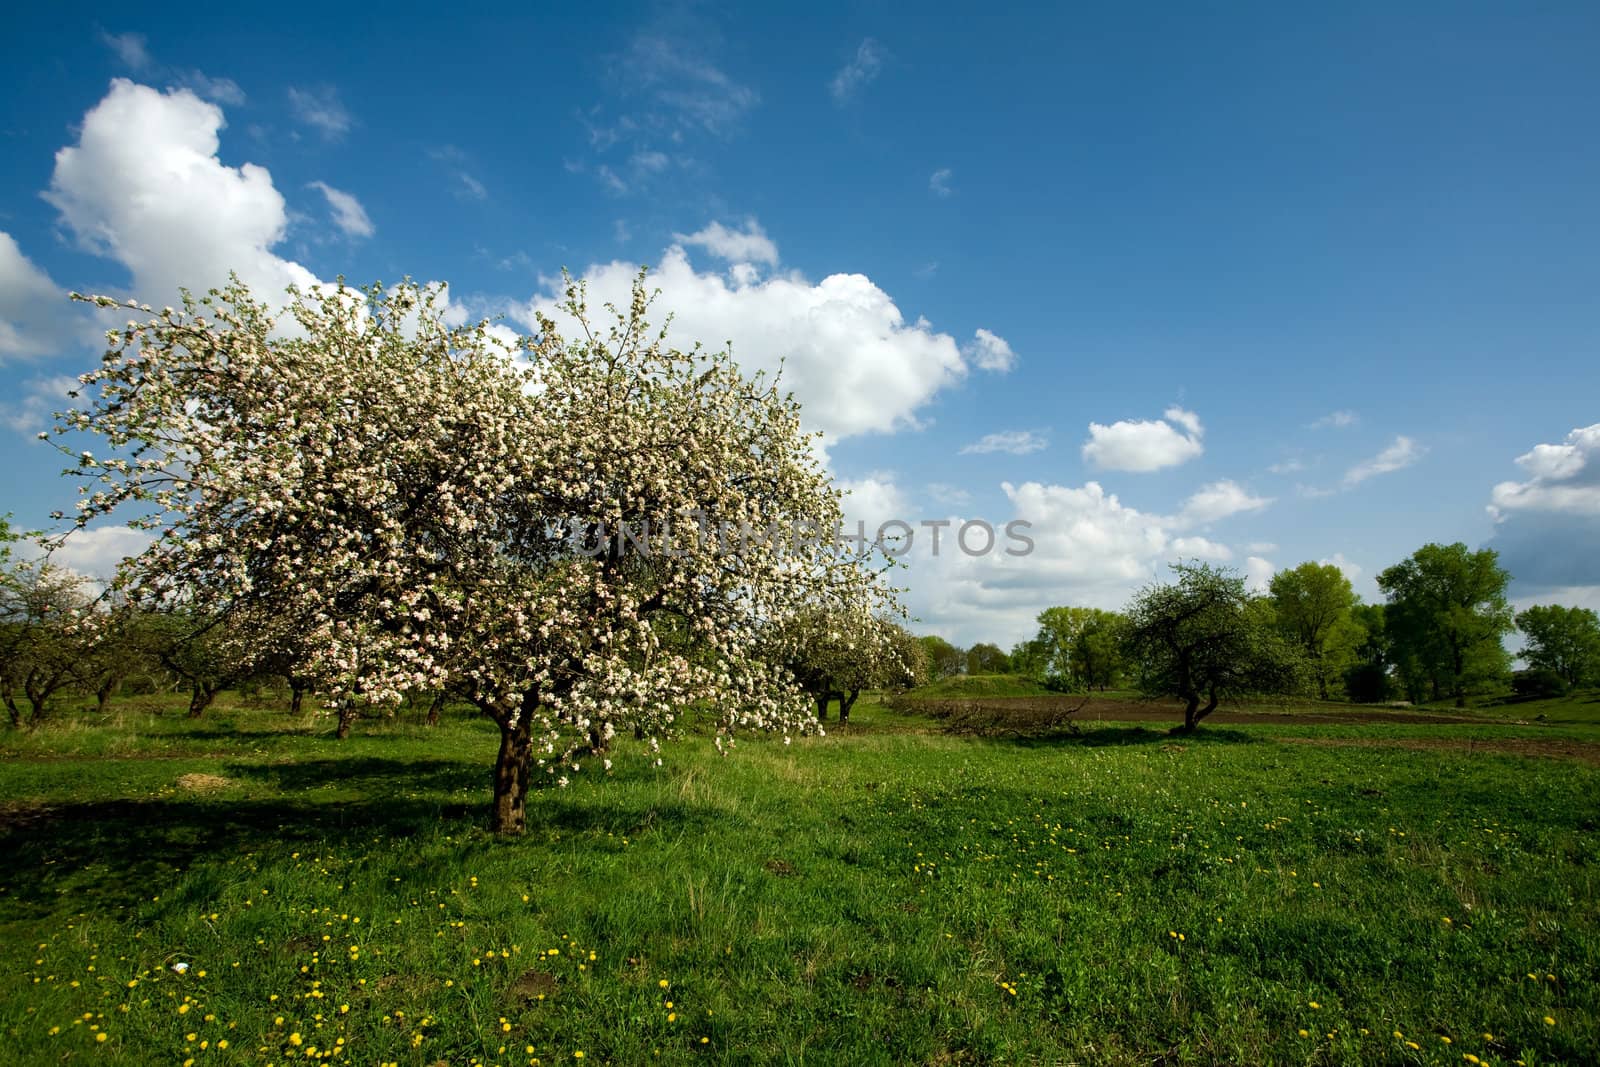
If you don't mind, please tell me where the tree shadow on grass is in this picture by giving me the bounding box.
[0,758,721,919]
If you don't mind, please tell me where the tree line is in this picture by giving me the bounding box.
[915,547,1600,725]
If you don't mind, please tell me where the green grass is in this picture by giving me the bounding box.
[1,696,1597,1065]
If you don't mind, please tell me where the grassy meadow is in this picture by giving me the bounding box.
[1,689,1597,1065]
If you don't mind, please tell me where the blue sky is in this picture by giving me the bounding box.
[2,3,1598,645]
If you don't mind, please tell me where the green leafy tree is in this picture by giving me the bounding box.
[768,610,917,725]
[918,635,965,680]
[1008,635,1050,679]
[1378,543,1513,707]
[1124,562,1305,731]
[1267,562,1360,700]
[0,559,95,726]
[1515,604,1600,688]
[1343,603,1393,703]
[1032,606,1127,690]
[965,642,1011,675]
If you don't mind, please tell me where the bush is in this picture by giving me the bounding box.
[1511,668,1568,699]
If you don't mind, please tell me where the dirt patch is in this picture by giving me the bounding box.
[1278,736,1600,766]
[507,969,558,1002]
[175,773,235,792]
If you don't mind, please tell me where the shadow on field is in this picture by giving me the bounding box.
[225,756,487,794]
[0,759,719,918]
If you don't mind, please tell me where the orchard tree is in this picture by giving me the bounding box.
[766,608,917,725]
[1378,543,1512,708]
[1515,604,1600,689]
[0,559,95,726]
[1267,562,1362,700]
[53,274,885,833]
[1124,562,1304,731]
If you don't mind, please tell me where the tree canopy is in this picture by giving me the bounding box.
[1377,543,1512,707]
[54,274,892,832]
[1124,562,1303,731]
[1267,562,1362,700]
[1515,604,1600,689]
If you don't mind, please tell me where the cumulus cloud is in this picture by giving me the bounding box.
[288,85,352,140]
[961,328,1015,372]
[1170,536,1232,560]
[521,244,971,443]
[307,181,374,239]
[0,233,73,361]
[672,220,778,267]
[30,525,154,585]
[1320,552,1363,580]
[1489,424,1600,516]
[1342,435,1424,487]
[46,80,320,303]
[960,430,1048,456]
[1082,405,1204,472]
[1176,480,1271,526]
[929,168,953,197]
[1244,556,1275,594]
[1486,425,1600,609]
[829,38,885,104]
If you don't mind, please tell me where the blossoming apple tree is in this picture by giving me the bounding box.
[53,274,893,833]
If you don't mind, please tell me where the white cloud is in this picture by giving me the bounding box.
[1319,552,1363,580]
[960,430,1048,456]
[287,85,352,140]
[99,30,151,70]
[929,168,953,197]
[838,474,910,531]
[1489,424,1600,517]
[1082,406,1204,472]
[1310,410,1359,430]
[33,525,154,584]
[181,71,245,106]
[1244,556,1275,594]
[626,35,758,134]
[829,38,885,104]
[961,328,1015,372]
[307,181,374,239]
[455,171,488,200]
[673,220,778,267]
[0,232,73,361]
[1177,479,1271,525]
[1267,457,1306,474]
[1171,536,1232,560]
[926,483,972,508]
[45,79,321,304]
[522,244,970,443]
[1343,435,1423,487]
[1,374,79,436]
[1247,542,1278,554]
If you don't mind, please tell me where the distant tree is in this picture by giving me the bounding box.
[965,642,1011,675]
[1343,603,1392,703]
[1378,543,1513,707]
[74,601,163,714]
[0,559,95,726]
[1515,604,1600,688]
[1032,606,1127,690]
[1008,635,1050,679]
[918,635,965,679]
[768,610,917,725]
[1124,562,1304,731]
[1268,562,1360,700]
